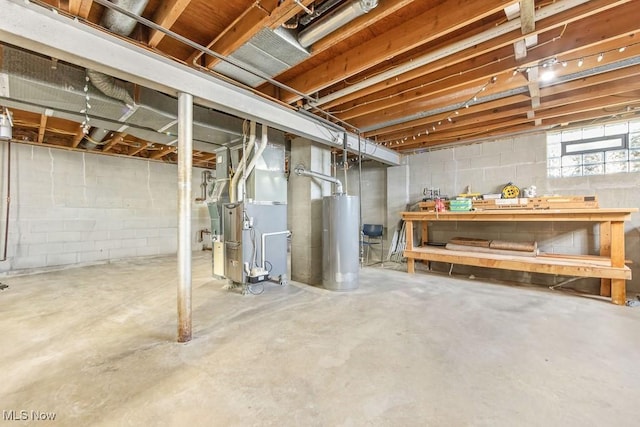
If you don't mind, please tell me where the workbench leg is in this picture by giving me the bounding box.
[611,279,626,305]
[421,221,428,246]
[610,221,626,305]
[599,221,612,297]
[407,258,415,274]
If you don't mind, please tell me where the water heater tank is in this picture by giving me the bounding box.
[322,194,359,291]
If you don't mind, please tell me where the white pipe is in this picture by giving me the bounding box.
[308,0,591,108]
[261,230,291,270]
[294,165,344,195]
[240,124,269,198]
[229,121,256,202]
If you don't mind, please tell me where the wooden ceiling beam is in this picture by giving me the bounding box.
[366,94,532,138]
[68,0,93,19]
[320,0,633,111]
[129,143,150,157]
[350,44,640,130]
[148,0,193,48]
[514,0,536,60]
[520,0,535,34]
[309,0,419,54]
[373,75,640,143]
[191,0,313,68]
[101,132,126,152]
[150,145,177,160]
[71,127,85,148]
[37,113,48,144]
[336,32,640,123]
[277,0,517,104]
[397,94,640,149]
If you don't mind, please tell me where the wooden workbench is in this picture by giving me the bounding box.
[401,208,638,305]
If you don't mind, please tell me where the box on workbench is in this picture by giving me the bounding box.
[449,198,473,211]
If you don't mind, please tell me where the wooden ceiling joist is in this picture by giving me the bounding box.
[71,127,85,149]
[150,145,177,160]
[37,113,48,143]
[128,142,150,157]
[308,0,419,54]
[319,0,633,112]
[276,0,517,104]
[101,132,126,152]
[148,0,193,48]
[68,0,93,19]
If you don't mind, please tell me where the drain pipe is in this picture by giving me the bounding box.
[196,170,213,202]
[0,108,12,261]
[1,136,9,261]
[261,230,291,270]
[230,121,256,203]
[238,124,269,200]
[294,164,343,195]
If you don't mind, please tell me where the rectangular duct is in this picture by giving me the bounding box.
[213,27,309,88]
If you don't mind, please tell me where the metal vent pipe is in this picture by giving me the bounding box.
[294,164,344,195]
[297,0,378,48]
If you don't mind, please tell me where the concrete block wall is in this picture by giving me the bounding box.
[345,162,388,263]
[403,132,640,294]
[288,138,332,285]
[0,143,211,274]
[345,162,387,225]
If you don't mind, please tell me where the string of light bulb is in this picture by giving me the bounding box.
[377,75,499,147]
[375,39,639,149]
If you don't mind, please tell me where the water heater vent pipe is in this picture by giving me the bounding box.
[294,164,343,195]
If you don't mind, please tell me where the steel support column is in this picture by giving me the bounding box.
[177,92,193,343]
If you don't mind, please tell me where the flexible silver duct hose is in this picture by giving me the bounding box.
[86,69,135,108]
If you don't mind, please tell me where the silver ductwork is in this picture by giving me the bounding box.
[298,0,379,48]
[0,44,245,150]
[299,0,343,26]
[101,0,150,36]
[83,0,149,148]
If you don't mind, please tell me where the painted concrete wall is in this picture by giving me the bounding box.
[288,138,332,285]
[345,161,387,226]
[0,143,211,274]
[400,132,640,294]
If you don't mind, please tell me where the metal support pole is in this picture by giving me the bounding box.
[177,92,193,343]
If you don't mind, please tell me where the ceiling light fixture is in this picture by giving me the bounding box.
[578,58,584,67]
[597,52,604,62]
[540,69,556,82]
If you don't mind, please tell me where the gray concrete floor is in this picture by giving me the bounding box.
[1,253,639,426]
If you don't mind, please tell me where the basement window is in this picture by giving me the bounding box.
[547,119,640,177]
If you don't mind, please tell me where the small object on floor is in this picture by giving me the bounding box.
[625,299,640,307]
[0,282,8,291]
